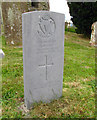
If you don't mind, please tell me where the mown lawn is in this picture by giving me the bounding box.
[1,32,95,118]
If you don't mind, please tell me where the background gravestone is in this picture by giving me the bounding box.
[90,22,97,46]
[2,2,49,45]
[95,22,97,46]
[2,2,28,45]
[22,11,65,109]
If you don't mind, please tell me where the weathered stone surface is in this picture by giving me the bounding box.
[0,3,1,36]
[2,2,28,45]
[95,22,97,46]
[22,11,65,109]
[90,22,97,46]
[2,2,49,45]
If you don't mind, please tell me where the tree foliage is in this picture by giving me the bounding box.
[67,2,97,37]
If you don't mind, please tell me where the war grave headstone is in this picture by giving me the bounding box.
[22,11,65,109]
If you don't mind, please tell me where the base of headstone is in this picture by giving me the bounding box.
[18,104,31,115]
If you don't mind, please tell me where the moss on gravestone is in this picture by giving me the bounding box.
[2,2,49,45]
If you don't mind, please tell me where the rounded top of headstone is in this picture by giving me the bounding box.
[22,11,65,16]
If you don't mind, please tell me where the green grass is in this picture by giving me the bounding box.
[65,26,76,33]
[1,32,95,118]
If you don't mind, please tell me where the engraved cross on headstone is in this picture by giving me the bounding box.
[39,55,54,80]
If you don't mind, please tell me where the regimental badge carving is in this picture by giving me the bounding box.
[37,15,56,37]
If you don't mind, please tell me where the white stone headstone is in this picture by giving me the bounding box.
[0,49,5,58]
[22,11,65,109]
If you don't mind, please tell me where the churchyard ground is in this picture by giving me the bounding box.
[1,31,95,118]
